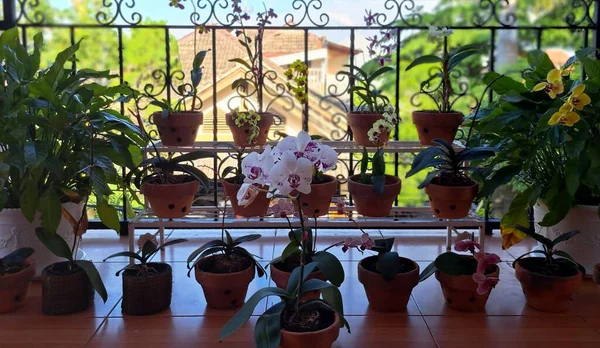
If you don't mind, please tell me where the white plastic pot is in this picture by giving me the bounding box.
[0,203,86,277]
[534,202,600,274]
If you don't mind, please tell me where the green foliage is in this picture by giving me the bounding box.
[186,230,265,278]
[512,227,580,268]
[341,64,393,113]
[219,262,350,347]
[358,147,387,195]
[104,237,187,276]
[0,248,34,275]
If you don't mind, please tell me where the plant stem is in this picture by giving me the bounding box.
[295,195,307,314]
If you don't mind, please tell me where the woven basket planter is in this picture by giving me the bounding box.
[42,261,94,315]
[122,263,173,316]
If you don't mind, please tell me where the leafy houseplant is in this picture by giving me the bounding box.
[419,234,501,312]
[510,227,583,312]
[406,138,496,219]
[472,49,600,273]
[0,248,35,313]
[342,64,395,146]
[405,26,483,145]
[187,227,265,309]
[224,3,278,147]
[104,233,187,315]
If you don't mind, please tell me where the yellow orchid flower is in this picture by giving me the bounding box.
[567,84,591,110]
[500,223,527,250]
[561,64,574,77]
[548,103,580,127]
[532,68,564,99]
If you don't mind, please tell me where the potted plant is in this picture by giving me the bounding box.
[419,234,501,312]
[147,50,208,146]
[406,139,496,219]
[187,226,265,309]
[347,108,401,217]
[0,28,145,273]
[405,26,483,145]
[128,101,215,219]
[473,48,600,273]
[219,144,272,217]
[509,227,583,312]
[103,233,187,315]
[341,64,394,147]
[0,247,35,313]
[225,4,277,147]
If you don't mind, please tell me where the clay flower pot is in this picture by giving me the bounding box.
[412,111,463,145]
[280,310,340,348]
[357,256,419,312]
[295,175,338,217]
[141,176,199,219]
[122,263,172,316]
[514,258,583,312]
[435,265,499,312]
[225,112,274,147]
[270,262,326,301]
[593,264,600,285]
[347,174,401,217]
[347,112,388,147]
[152,111,203,146]
[0,258,35,313]
[425,182,478,219]
[221,179,270,217]
[42,261,94,315]
[195,255,255,309]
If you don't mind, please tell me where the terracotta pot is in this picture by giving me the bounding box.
[42,261,94,315]
[357,256,419,312]
[221,179,270,217]
[594,264,600,285]
[280,311,340,348]
[0,258,35,313]
[225,112,274,147]
[425,182,478,219]
[152,111,203,146]
[295,175,338,217]
[412,111,463,145]
[122,263,172,316]
[347,112,389,147]
[141,176,199,219]
[195,256,255,309]
[270,262,326,301]
[347,174,401,217]
[435,265,499,312]
[514,258,583,312]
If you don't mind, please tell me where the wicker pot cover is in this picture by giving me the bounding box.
[122,263,173,316]
[42,261,94,315]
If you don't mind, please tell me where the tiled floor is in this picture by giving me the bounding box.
[2,229,600,348]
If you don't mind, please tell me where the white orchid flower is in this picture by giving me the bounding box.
[316,144,338,172]
[237,183,260,207]
[275,131,322,164]
[241,146,274,185]
[268,150,313,196]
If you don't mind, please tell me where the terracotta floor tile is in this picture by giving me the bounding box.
[425,315,600,347]
[334,316,438,347]
[583,316,600,333]
[0,316,103,347]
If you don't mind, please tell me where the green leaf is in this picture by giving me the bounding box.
[502,186,542,226]
[156,238,188,252]
[360,148,369,175]
[193,50,209,69]
[287,262,319,294]
[225,230,234,247]
[527,50,555,77]
[186,246,227,277]
[580,56,600,80]
[406,146,446,177]
[366,66,394,84]
[482,72,527,95]
[186,239,227,266]
[514,225,553,249]
[46,39,81,87]
[219,287,289,341]
[75,260,108,303]
[551,230,580,246]
[313,251,344,287]
[254,302,284,348]
[20,176,39,222]
[405,55,443,71]
[141,239,157,261]
[448,48,480,71]
[97,200,120,232]
[371,175,386,196]
[281,240,300,261]
[38,188,62,233]
[540,190,573,227]
[301,278,336,293]
[229,57,252,70]
[565,159,580,198]
[418,170,441,189]
[433,252,477,276]
[377,251,400,281]
[233,234,261,246]
[418,262,437,282]
[553,250,577,264]
[35,228,73,261]
[320,286,347,327]
[1,248,34,268]
[0,28,19,53]
[103,251,144,263]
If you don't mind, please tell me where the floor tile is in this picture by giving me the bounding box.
[0,316,103,348]
[334,316,438,347]
[425,315,600,347]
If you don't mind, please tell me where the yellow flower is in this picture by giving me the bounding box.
[532,68,564,99]
[561,64,574,77]
[548,103,580,127]
[500,223,527,250]
[567,84,591,111]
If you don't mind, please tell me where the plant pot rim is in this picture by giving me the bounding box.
[152,110,204,115]
[225,111,276,116]
[436,263,500,277]
[412,110,463,115]
[426,181,477,190]
[358,255,418,277]
[270,260,323,275]
[347,111,383,116]
[280,311,340,335]
[348,174,400,185]
[0,258,35,281]
[195,255,254,277]
[514,257,583,280]
[123,262,172,278]
[310,174,337,185]
[141,175,198,187]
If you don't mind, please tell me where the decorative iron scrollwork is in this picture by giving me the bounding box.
[472,0,516,27]
[96,0,142,26]
[16,0,45,25]
[375,0,422,27]
[190,0,237,26]
[565,0,596,27]
[285,0,329,27]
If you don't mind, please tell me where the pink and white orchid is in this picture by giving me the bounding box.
[474,251,501,274]
[268,150,313,196]
[454,239,481,254]
[472,272,499,295]
[360,233,376,250]
[316,144,338,172]
[241,146,274,185]
[271,198,295,218]
[237,183,260,207]
[275,131,322,164]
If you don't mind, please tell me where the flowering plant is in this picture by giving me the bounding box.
[405,25,483,113]
[228,108,263,145]
[419,234,501,295]
[363,10,396,66]
[471,48,600,249]
[285,59,308,103]
[367,104,400,144]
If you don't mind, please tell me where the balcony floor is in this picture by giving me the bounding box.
[3,229,600,348]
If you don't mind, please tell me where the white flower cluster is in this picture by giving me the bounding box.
[367,105,400,143]
[236,131,339,206]
[427,24,453,41]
